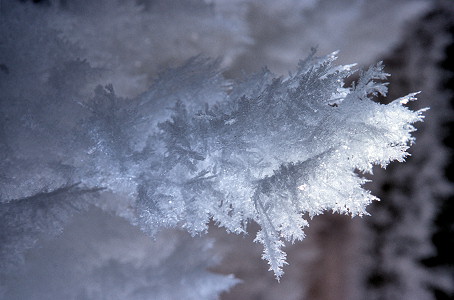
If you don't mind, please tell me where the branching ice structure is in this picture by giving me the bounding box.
[134,53,425,278]
[1,41,424,279]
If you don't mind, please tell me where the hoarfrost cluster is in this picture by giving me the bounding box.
[1,0,451,299]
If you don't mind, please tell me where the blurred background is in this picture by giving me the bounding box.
[1,0,453,299]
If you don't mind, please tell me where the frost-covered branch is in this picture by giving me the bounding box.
[0,1,425,281]
[135,54,424,277]
[1,52,423,279]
